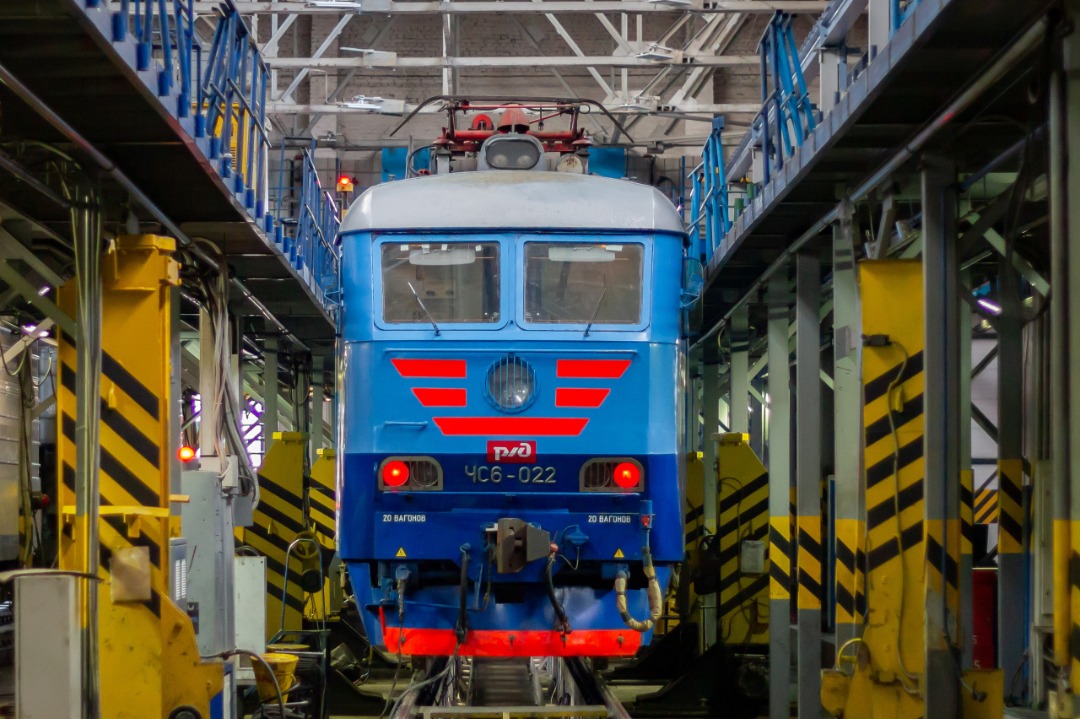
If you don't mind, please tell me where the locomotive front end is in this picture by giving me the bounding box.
[337,168,687,659]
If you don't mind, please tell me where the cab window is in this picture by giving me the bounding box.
[381,242,500,323]
[523,243,643,325]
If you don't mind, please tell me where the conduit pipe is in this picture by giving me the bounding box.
[690,14,1051,353]
[1049,48,1071,672]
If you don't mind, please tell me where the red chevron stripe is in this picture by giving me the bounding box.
[555,388,610,407]
[412,388,467,407]
[556,359,631,379]
[391,358,467,378]
[433,417,588,436]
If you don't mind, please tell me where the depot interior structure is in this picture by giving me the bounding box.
[0,0,1076,717]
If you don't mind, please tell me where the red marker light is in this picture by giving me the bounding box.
[382,460,410,487]
[612,462,640,489]
[178,445,197,462]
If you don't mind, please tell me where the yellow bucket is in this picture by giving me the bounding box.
[252,652,299,704]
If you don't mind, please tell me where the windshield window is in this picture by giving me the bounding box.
[524,243,643,325]
[381,242,500,323]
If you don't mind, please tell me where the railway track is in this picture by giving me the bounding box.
[389,656,632,719]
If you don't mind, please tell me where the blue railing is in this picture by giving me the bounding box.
[82,0,341,314]
[755,11,817,186]
[892,0,921,35]
[687,118,730,265]
[290,144,341,306]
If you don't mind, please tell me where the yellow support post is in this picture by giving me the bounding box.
[834,260,925,719]
[57,235,222,718]
[243,431,308,638]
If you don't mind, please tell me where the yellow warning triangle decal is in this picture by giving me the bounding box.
[396,547,407,558]
[614,548,625,559]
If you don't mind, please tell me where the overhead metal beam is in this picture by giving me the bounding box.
[3,318,55,366]
[0,225,66,289]
[532,0,613,96]
[268,100,762,114]
[0,259,76,336]
[201,0,829,13]
[277,14,353,102]
[264,53,761,69]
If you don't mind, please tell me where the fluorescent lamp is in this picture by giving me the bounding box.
[976,298,1002,315]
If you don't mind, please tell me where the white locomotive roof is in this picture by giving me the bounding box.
[340,170,686,234]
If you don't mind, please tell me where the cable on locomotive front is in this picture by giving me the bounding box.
[613,504,664,633]
[545,544,572,635]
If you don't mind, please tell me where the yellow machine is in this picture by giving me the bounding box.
[715,433,770,645]
[56,235,223,718]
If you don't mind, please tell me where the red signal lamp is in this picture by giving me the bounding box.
[337,175,356,193]
[178,445,197,462]
[612,462,640,489]
[382,460,410,487]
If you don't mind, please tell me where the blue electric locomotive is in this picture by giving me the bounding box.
[337,124,687,658]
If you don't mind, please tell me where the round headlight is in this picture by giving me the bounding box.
[485,355,538,413]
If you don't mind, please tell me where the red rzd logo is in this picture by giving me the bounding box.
[487,440,536,464]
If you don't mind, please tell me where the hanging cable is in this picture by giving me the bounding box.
[545,546,572,635]
[456,545,471,644]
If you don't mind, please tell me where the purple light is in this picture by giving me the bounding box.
[976,298,1002,315]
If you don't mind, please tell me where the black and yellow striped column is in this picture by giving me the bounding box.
[715,433,769,645]
[853,260,926,719]
[243,431,308,638]
[57,235,221,718]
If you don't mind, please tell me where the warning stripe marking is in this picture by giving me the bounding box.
[864,394,925,444]
[998,459,1024,553]
[865,439,924,490]
[866,482,924,529]
[974,488,998,524]
[245,530,306,614]
[863,351,924,406]
[60,363,161,470]
[769,519,791,600]
[61,412,159,507]
[718,574,768,617]
[960,471,974,554]
[59,330,160,420]
[797,518,823,610]
[925,533,959,590]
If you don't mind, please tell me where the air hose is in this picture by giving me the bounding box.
[614,546,663,633]
[545,547,572,635]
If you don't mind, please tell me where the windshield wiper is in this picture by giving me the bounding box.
[583,283,608,338]
[407,281,441,336]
